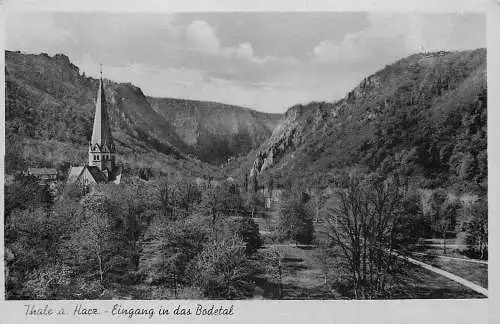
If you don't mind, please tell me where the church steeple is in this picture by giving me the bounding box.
[89,67,116,172]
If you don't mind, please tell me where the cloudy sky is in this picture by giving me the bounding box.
[6,12,485,113]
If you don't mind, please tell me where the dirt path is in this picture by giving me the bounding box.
[395,252,488,297]
[411,252,488,265]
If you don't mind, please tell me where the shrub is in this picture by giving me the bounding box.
[237,217,262,254]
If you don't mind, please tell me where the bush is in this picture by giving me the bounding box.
[187,237,256,299]
[237,217,262,254]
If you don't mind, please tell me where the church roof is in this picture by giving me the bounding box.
[87,166,109,183]
[67,166,84,184]
[91,77,114,149]
[66,165,109,185]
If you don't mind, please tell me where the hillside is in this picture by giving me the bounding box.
[4,50,280,177]
[247,49,487,192]
[148,97,281,164]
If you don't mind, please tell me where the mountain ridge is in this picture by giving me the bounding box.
[247,49,487,192]
[147,96,281,164]
[5,50,282,176]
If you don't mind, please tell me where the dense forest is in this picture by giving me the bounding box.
[5,173,265,299]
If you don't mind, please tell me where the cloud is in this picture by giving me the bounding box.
[184,20,281,65]
[185,20,221,54]
[311,13,485,68]
[6,13,70,53]
[230,42,254,60]
[7,12,484,113]
[312,40,340,63]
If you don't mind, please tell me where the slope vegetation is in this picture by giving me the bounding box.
[5,50,280,177]
[248,49,487,192]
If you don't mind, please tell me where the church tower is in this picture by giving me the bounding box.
[66,67,121,187]
[88,68,116,174]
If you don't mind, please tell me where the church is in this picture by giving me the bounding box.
[67,71,122,187]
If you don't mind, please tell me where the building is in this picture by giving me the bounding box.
[67,70,122,188]
[26,168,58,183]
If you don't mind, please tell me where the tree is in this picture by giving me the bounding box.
[277,188,314,245]
[243,191,265,218]
[393,190,427,249]
[187,236,255,299]
[23,263,74,299]
[459,153,476,181]
[62,181,87,201]
[252,175,259,193]
[198,186,225,236]
[243,170,249,192]
[439,201,460,254]
[141,217,208,289]
[4,174,44,218]
[324,174,405,299]
[69,192,128,283]
[263,247,285,298]
[237,217,262,254]
[428,189,459,254]
[157,176,176,220]
[465,198,488,259]
[6,208,57,279]
[307,173,324,223]
[198,182,244,238]
[138,167,153,181]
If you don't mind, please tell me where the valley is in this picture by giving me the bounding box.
[4,48,488,300]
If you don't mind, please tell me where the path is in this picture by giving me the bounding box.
[262,244,316,248]
[394,252,488,297]
[411,252,488,265]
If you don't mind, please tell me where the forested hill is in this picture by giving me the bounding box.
[147,97,281,164]
[248,49,487,192]
[4,50,280,176]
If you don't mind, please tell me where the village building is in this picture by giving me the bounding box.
[24,167,59,201]
[26,168,58,183]
[67,70,121,188]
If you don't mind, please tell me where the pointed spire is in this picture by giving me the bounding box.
[90,66,114,150]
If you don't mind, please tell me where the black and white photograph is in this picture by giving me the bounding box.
[2,7,489,304]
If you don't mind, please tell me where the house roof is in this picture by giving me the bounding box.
[28,168,57,175]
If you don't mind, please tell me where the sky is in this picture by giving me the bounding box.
[6,12,486,113]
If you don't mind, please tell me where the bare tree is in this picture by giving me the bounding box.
[324,174,405,299]
[429,190,459,254]
[466,198,488,259]
[78,193,114,283]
